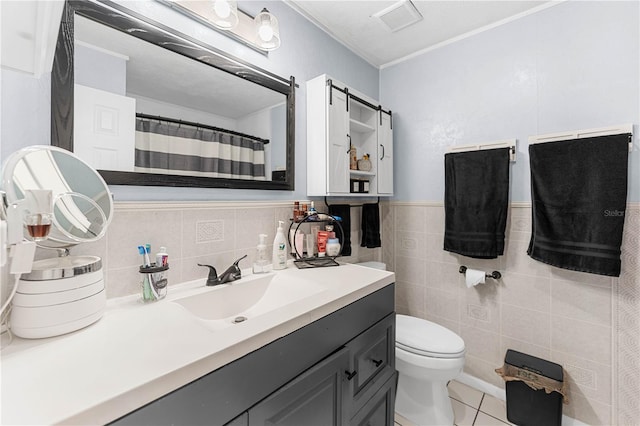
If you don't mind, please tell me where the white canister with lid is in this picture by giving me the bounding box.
[326,238,341,257]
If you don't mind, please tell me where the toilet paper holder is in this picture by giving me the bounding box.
[459,265,501,280]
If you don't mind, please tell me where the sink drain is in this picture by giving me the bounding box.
[233,316,247,324]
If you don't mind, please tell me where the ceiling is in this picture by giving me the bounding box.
[286,0,554,68]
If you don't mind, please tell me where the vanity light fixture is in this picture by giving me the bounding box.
[159,0,281,53]
[210,0,239,30]
[254,8,280,51]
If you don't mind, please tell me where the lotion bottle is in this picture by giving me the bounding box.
[253,234,269,273]
[272,221,287,270]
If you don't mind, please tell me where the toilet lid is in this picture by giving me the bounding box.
[396,315,465,358]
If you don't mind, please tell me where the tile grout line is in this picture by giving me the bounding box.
[471,393,485,425]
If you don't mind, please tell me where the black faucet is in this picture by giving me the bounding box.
[198,254,247,286]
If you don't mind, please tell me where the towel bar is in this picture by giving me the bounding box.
[459,265,501,280]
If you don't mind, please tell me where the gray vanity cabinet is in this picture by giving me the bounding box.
[248,348,350,426]
[246,314,397,426]
[110,284,395,426]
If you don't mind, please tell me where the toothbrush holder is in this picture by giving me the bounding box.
[139,264,169,302]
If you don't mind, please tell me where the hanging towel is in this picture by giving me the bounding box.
[444,148,510,259]
[328,204,352,256]
[361,203,381,248]
[528,134,629,277]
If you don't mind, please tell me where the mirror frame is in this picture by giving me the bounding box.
[52,0,295,191]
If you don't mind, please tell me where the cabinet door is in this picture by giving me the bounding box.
[350,372,398,426]
[249,347,350,426]
[346,313,395,417]
[327,86,350,194]
[377,111,393,195]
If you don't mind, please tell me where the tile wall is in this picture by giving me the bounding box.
[382,202,640,426]
[63,201,380,299]
[33,199,639,425]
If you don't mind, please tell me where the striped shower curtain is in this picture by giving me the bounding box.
[134,119,266,180]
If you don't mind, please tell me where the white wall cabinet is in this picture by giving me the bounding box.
[307,75,393,197]
[0,1,64,77]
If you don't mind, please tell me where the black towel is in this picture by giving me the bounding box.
[361,203,381,248]
[528,134,629,277]
[328,204,352,256]
[444,148,510,259]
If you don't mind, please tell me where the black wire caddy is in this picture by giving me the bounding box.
[288,212,344,269]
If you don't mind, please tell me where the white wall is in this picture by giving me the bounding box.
[380,0,640,202]
[0,70,51,164]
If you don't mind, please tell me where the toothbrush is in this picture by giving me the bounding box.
[138,245,151,267]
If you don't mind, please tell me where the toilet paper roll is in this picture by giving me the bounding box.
[465,268,485,288]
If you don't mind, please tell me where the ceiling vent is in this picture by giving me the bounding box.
[372,0,423,33]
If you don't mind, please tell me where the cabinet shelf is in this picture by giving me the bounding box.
[349,118,375,134]
[350,170,375,177]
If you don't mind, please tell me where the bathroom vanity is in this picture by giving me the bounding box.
[1,263,395,425]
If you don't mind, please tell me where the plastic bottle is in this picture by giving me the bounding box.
[155,246,168,267]
[272,221,287,270]
[326,239,341,257]
[253,234,269,274]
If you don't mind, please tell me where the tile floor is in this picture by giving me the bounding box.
[395,380,512,426]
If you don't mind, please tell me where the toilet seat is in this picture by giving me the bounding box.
[396,315,465,359]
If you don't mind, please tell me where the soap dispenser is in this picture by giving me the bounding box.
[272,221,287,270]
[253,234,269,274]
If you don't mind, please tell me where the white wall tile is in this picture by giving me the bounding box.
[500,272,550,313]
[501,303,550,348]
[395,255,426,285]
[395,231,427,260]
[395,281,426,318]
[551,350,612,405]
[551,279,612,326]
[395,205,427,233]
[460,280,501,333]
[551,315,611,366]
[460,327,502,365]
[425,287,459,323]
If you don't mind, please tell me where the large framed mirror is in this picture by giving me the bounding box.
[52,0,295,190]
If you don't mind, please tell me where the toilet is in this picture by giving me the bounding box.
[355,261,466,426]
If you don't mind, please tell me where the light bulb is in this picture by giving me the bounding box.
[213,0,231,19]
[258,23,274,42]
[254,8,280,50]
[211,0,238,29]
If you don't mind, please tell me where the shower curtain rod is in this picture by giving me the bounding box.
[136,113,270,144]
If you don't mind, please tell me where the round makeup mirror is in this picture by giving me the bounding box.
[1,145,113,247]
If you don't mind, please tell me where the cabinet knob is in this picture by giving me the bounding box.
[379,144,385,160]
[371,358,383,367]
[345,370,358,381]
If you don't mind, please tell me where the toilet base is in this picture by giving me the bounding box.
[396,371,455,426]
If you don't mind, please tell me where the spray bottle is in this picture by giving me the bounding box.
[272,221,287,270]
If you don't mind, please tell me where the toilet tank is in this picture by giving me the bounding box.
[355,261,387,271]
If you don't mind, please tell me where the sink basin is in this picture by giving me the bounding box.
[172,273,326,328]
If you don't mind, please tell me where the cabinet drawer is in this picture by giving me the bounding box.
[346,313,395,414]
[350,371,398,426]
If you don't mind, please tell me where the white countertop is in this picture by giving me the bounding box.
[1,263,394,425]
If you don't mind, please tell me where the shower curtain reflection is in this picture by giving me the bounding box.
[134,118,267,180]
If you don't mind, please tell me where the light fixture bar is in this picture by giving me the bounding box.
[156,0,269,55]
